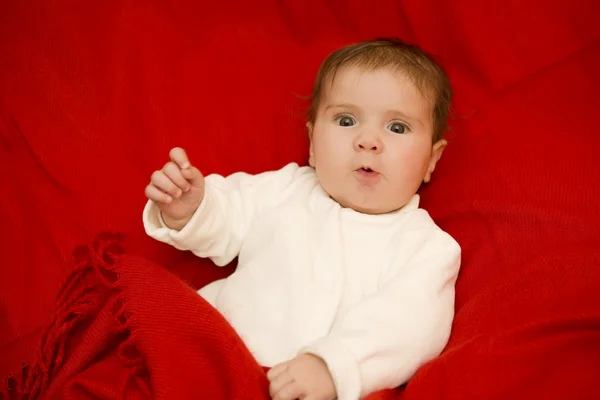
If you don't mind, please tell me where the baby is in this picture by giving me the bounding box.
[143,38,461,400]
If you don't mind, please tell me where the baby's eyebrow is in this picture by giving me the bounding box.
[324,103,357,111]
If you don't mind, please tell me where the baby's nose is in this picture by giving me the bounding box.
[354,132,383,153]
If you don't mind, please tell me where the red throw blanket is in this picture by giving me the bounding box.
[1,234,396,400]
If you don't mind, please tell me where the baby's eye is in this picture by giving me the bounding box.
[387,122,407,134]
[336,116,356,127]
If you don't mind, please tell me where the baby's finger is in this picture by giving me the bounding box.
[272,380,304,400]
[181,166,205,188]
[268,371,294,398]
[163,162,191,192]
[150,170,182,197]
[266,362,288,381]
[169,147,190,169]
[145,184,172,204]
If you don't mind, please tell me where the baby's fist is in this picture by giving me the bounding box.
[145,147,205,230]
[267,354,336,400]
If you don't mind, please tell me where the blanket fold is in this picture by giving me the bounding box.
[1,233,271,400]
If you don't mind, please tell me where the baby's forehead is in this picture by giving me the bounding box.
[322,66,434,106]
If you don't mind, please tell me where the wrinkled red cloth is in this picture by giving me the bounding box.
[2,0,600,399]
[2,234,270,400]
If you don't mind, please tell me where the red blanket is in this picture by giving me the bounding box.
[2,233,272,399]
[0,234,256,399]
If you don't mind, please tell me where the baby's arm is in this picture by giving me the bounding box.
[144,160,304,266]
[301,227,461,400]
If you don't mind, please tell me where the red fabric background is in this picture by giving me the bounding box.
[1,0,600,398]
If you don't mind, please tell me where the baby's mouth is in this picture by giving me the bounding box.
[356,166,380,177]
[357,166,378,173]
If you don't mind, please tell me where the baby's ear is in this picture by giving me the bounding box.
[306,122,313,137]
[307,122,316,167]
[423,139,447,183]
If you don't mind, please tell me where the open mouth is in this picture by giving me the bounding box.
[355,166,381,183]
[357,166,379,177]
[358,166,378,173]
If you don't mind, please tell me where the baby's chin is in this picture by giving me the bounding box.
[331,194,406,215]
[349,204,402,215]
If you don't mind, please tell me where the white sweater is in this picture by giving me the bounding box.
[143,162,461,400]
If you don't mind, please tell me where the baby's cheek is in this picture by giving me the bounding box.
[313,136,339,166]
[396,143,431,168]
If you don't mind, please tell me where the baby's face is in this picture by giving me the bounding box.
[309,66,445,214]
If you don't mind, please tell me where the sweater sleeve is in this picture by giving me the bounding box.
[143,162,305,266]
[300,227,461,400]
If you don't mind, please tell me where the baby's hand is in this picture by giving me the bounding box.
[267,354,336,400]
[144,147,205,230]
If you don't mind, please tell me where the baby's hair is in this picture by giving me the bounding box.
[308,38,453,143]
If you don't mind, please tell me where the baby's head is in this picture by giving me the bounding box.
[307,38,453,215]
